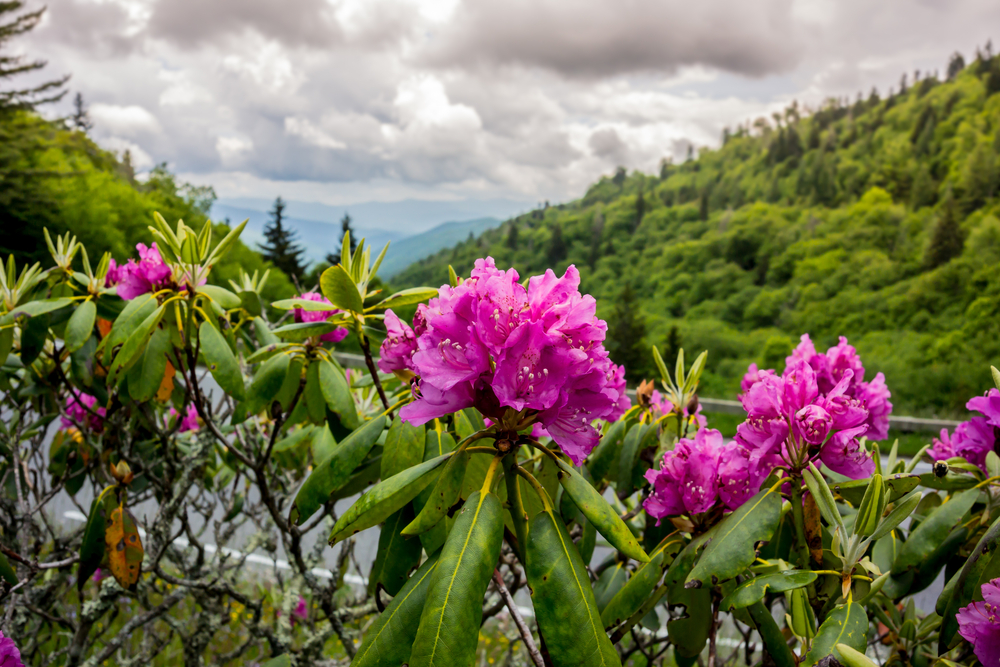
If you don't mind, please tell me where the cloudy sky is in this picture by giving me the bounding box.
[20,0,1000,212]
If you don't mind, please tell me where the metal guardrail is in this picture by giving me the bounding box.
[331,353,961,434]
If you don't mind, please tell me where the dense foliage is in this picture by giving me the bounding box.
[395,54,1000,417]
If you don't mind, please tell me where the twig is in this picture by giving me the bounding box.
[357,331,392,416]
[492,570,544,667]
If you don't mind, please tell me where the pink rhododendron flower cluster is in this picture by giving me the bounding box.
[116,243,174,300]
[379,258,630,465]
[0,630,23,667]
[648,389,707,430]
[104,258,125,288]
[644,428,725,520]
[957,577,1000,665]
[929,388,1000,472]
[169,405,201,433]
[292,292,349,344]
[62,393,105,432]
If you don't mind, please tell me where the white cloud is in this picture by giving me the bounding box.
[89,103,161,135]
[284,117,346,150]
[216,136,253,165]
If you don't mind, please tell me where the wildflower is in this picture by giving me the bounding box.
[292,596,308,622]
[104,258,124,287]
[62,393,105,432]
[117,243,173,300]
[169,405,200,433]
[292,292,348,343]
[929,388,1000,472]
[957,577,1000,665]
[388,259,629,465]
[643,428,724,521]
[0,630,22,667]
[968,388,1000,429]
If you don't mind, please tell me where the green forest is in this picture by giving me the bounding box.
[394,53,1000,417]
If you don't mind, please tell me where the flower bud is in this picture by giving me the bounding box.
[852,473,885,537]
[786,588,815,639]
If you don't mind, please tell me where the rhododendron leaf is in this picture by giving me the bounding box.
[199,321,245,400]
[78,485,118,591]
[291,415,386,525]
[526,509,622,667]
[107,304,165,386]
[253,316,279,347]
[587,418,628,483]
[105,504,143,590]
[353,552,440,667]
[304,362,326,424]
[246,353,290,414]
[602,532,684,631]
[835,643,878,667]
[274,357,303,412]
[403,448,469,536]
[802,603,868,667]
[834,473,920,506]
[938,513,1000,652]
[2,296,73,322]
[593,561,628,613]
[719,570,817,611]
[196,284,241,310]
[685,485,780,588]
[409,490,504,667]
[64,299,96,353]
[869,489,921,542]
[0,550,15,585]
[746,601,797,667]
[917,469,980,490]
[245,343,294,365]
[617,422,655,498]
[239,290,262,317]
[272,321,339,342]
[667,581,712,659]
[368,506,423,597]
[370,287,438,311]
[270,298,337,311]
[803,464,844,533]
[554,457,649,563]
[381,416,425,479]
[683,350,708,394]
[320,264,363,313]
[259,656,290,667]
[911,524,968,594]
[891,487,978,575]
[317,358,358,429]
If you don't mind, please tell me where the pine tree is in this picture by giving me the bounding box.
[633,185,645,232]
[325,213,357,266]
[0,2,67,112]
[606,284,648,383]
[612,166,627,189]
[925,188,965,268]
[70,92,92,132]
[259,196,305,281]
[546,224,566,265]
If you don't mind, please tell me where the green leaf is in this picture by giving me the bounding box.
[108,304,165,386]
[526,510,622,667]
[253,316,279,347]
[238,290,262,317]
[667,582,712,659]
[291,416,387,525]
[259,656,291,667]
[270,298,338,311]
[64,300,96,353]
[803,463,845,533]
[0,551,16,585]
[685,485,781,588]
[100,294,156,364]
[409,491,504,667]
[802,603,868,667]
[320,264,363,312]
[4,297,73,322]
[327,453,448,541]
[196,284,241,309]
[245,343,294,365]
[593,562,629,613]
[371,287,439,311]
[275,357,303,411]
[587,419,628,483]
[318,358,358,428]
[917,469,980,490]
[199,321,245,400]
[720,570,817,611]
[938,513,1000,652]
[368,506,423,597]
[246,353,290,414]
[869,489,921,542]
[834,473,920,506]
[554,457,648,562]
[382,416,426,479]
[304,362,326,424]
[835,644,878,667]
[617,422,651,497]
[747,601,797,667]
[78,486,118,591]
[403,448,469,536]
[353,553,441,667]
[602,533,684,631]
[128,327,171,402]
[272,321,339,342]
[891,487,979,575]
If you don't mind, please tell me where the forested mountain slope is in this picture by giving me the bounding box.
[394,54,1000,415]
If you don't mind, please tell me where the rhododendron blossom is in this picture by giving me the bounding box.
[293,292,349,343]
[62,393,105,432]
[957,577,1000,665]
[0,630,23,667]
[117,243,173,300]
[380,258,629,465]
[929,388,1000,472]
[648,389,707,429]
[643,428,724,521]
[169,405,200,433]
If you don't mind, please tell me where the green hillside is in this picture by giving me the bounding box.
[1,111,294,300]
[394,54,1000,416]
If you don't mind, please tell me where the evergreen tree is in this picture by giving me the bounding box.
[910,164,937,209]
[0,2,67,112]
[633,185,645,232]
[588,209,604,269]
[699,189,709,221]
[70,92,92,132]
[546,223,566,265]
[925,188,965,268]
[506,220,519,250]
[325,213,357,266]
[612,166,627,189]
[606,284,647,383]
[259,196,305,281]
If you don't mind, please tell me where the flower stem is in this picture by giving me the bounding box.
[789,477,811,571]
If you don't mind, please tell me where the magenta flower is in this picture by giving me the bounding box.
[957,577,1000,665]
[643,428,724,521]
[717,440,783,511]
[105,258,124,287]
[741,363,775,394]
[377,310,417,376]
[62,393,105,432]
[793,404,833,445]
[648,389,707,429]
[968,388,1000,429]
[169,405,200,433]
[292,596,308,622]
[0,631,22,667]
[929,388,1000,472]
[117,243,173,300]
[389,258,629,465]
[293,292,348,344]
[820,425,876,478]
